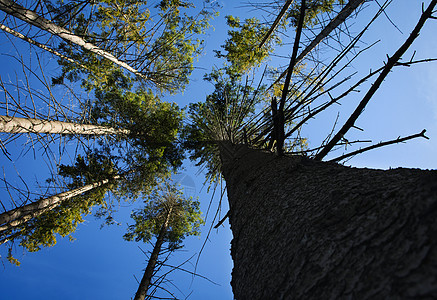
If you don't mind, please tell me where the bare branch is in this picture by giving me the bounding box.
[314,0,437,161]
[268,0,366,91]
[0,23,88,69]
[259,0,294,49]
[329,129,429,162]
[0,0,147,79]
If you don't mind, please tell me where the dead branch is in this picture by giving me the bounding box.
[314,0,437,161]
[329,129,429,162]
[268,0,366,91]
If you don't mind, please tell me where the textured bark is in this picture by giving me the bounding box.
[0,176,119,233]
[0,0,146,78]
[221,143,437,299]
[0,115,128,135]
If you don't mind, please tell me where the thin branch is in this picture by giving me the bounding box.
[274,0,306,155]
[314,0,437,161]
[213,210,229,229]
[267,0,366,91]
[0,23,88,69]
[259,0,294,48]
[329,129,429,162]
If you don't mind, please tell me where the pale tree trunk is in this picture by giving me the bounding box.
[0,115,128,135]
[220,143,437,299]
[0,23,87,69]
[269,0,365,89]
[0,0,146,79]
[0,175,120,234]
[134,206,173,300]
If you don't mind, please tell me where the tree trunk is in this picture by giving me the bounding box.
[0,115,128,135]
[0,175,119,233]
[268,0,365,90]
[220,143,437,299]
[134,207,173,300]
[0,23,87,69]
[0,0,146,79]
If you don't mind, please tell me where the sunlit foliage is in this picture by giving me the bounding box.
[124,182,204,250]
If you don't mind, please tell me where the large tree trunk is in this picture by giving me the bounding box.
[0,175,119,234]
[0,0,146,79]
[220,143,437,299]
[0,115,128,135]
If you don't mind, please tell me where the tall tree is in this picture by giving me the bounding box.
[0,174,119,235]
[185,0,437,298]
[124,182,204,300]
[0,0,146,77]
[0,150,119,254]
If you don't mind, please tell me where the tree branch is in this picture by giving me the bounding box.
[314,0,437,161]
[328,129,429,162]
[268,0,366,91]
[259,0,295,49]
[275,0,306,155]
[214,210,230,228]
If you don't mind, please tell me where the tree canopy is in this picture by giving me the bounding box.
[1,0,437,298]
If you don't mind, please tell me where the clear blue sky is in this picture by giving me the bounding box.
[1,1,436,299]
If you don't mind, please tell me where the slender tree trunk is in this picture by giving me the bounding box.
[0,115,128,135]
[0,175,120,233]
[0,0,146,79]
[0,23,87,69]
[268,0,365,90]
[134,207,173,300]
[220,143,437,299]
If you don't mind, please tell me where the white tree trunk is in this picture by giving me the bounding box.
[0,23,87,69]
[0,0,146,78]
[0,175,120,232]
[0,115,128,135]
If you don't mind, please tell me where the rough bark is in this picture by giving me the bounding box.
[0,0,146,78]
[0,115,128,135]
[0,176,119,233]
[220,143,437,299]
[134,206,173,300]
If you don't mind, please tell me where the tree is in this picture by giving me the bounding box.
[0,23,88,69]
[0,2,191,262]
[2,0,213,92]
[0,150,121,258]
[0,79,185,257]
[0,174,120,236]
[0,115,128,135]
[0,0,146,77]
[185,0,437,298]
[124,182,204,300]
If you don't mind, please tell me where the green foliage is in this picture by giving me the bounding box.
[7,248,20,266]
[215,16,280,77]
[17,151,116,252]
[124,182,204,250]
[212,1,345,80]
[182,69,264,183]
[89,73,185,182]
[286,0,345,27]
[50,0,215,93]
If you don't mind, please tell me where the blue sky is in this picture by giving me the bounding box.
[1,1,437,299]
